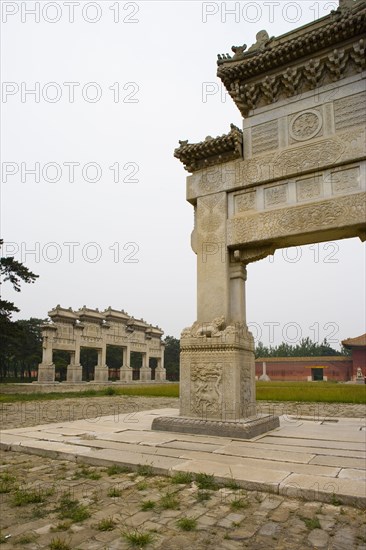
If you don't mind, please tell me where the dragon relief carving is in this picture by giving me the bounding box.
[191,362,223,415]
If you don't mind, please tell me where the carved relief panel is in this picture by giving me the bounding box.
[191,362,223,416]
[289,109,323,144]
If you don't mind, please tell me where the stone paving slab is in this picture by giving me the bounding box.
[1,408,365,507]
[260,435,365,451]
[279,473,366,507]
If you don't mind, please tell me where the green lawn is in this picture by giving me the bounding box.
[256,381,365,404]
[0,381,365,404]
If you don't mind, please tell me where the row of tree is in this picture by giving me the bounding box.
[255,337,350,358]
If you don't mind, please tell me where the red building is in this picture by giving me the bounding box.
[255,356,353,382]
[342,334,366,380]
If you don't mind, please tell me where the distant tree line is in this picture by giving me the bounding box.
[255,337,350,358]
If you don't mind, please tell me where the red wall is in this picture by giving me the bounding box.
[352,349,366,378]
[255,359,353,381]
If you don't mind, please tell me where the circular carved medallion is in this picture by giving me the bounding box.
[290,110,322,141]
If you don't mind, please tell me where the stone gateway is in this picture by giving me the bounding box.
[153,0,366,438]
[37,306,165,383]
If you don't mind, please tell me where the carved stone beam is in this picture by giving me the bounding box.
[230,244,276,265]
[358,229,366,242]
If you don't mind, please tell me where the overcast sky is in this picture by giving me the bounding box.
[1,0,365,349]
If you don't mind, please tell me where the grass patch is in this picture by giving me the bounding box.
[231,497,249,510]
[72,465,101,480]
[2,381,363,403]
[256,381,366,404]
[0,475,17,494]
[103,387,118,396]
[330,494,342,506]
[136,481,148,491]
[56,494,91,523]
[141,500,156,511]
[16,533,39,544]
[12,487,54,506]
[224,478,241,491]
[108,487,122,498]
[171,472,194,484]
[159,493,180,510]
[196,490,212,502]
[195,473,218,491]
[121,529,154,547]
[48,538,71,550]
[95,517,116,531]
[302,517,321,530]
[136,465,154,477]
[176,517,197,531]
[0,383,179,403]
[106,464,131,476]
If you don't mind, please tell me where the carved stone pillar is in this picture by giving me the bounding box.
[67,324,83,383]
[94,345,108,382]
[229,262,247,324]
[37,325,57,383]
[140,351,151,382]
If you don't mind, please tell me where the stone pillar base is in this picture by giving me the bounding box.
[37,363,56,383]
[93,366,109,382]
[120,366,133,382]
[140,366,151,382]
[180,323,256,421]
[155,368,166,382]
[152,414,280,439]
[66,364,82,383]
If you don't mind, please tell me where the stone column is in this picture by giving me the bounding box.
[94,344,108,382]
[67,324,83,382]
[155,351,166,382]
[37,326,57,382]
[140,351,151,382]
[229,262,247,324]
[120,345,133,382]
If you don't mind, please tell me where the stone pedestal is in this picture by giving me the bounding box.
[153,322,279,438]
[120,365,133,382]
[140,366,151,382]
[155,367,166,382]
[37,363,56,383]
[66,364,82,383]
[180,325,256,421]
[94,366,109,382]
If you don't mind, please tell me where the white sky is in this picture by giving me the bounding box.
[1,0,365,349]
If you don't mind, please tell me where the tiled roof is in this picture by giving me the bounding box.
[341,334,366,348]
[174,124,243,173]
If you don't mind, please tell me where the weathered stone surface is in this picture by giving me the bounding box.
[307,529,330,548]
[152,414,279,439]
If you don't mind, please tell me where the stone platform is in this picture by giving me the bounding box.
[152,413,280,438]
[1,408,365,507]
